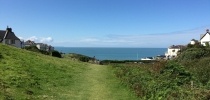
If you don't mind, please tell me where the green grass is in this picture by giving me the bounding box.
[0,44,138,99]
[67,64,138,100]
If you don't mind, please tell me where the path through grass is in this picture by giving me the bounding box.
[67,64,138,100]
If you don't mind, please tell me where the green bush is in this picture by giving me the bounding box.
[52,50,62,58]
[65,53,94,62]
[39,50,50,55]
[25,46,50,55]
[187,42,204,48]
[190,58,210,84]
[79,56,89,62]
[111,61,209,99]
[25,46,40,53]
[176,47,210,85]
[177,48,210,61]
[160,62,193,85]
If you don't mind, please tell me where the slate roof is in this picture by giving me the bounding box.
[0,28,20,40]
[169,45,185,49]
[0,30,6,39]
[200,29,210,40]
[24,40,36,45]
[36,43,48,46]
[191,39,196,41]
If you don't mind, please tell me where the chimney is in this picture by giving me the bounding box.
[6,26,12,32]
[207,29,209,33]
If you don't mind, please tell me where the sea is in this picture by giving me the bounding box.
[55,47,167,60]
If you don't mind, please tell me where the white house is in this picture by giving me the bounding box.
[190,39,198,45]
[24,40,36,47]
[165,45,185,59]
[200,29,210,46]
[36,43,49,51]
[0,27,22,48]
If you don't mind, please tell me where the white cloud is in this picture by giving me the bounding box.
[80,38,99,42]
[27,36,38,41]
[23,36,53,43]
[40,37,53,43]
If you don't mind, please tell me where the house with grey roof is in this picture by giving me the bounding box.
[36,43,52,52]
[36,43,54,52]
[190,39,199,45]
[0,27,22,48]
[24,40,36,47]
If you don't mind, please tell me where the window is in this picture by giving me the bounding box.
[11,40,15,44]
[5,40,9,44]
[172,50,175,52]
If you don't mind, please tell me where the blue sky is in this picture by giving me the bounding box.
[1,0,210,47]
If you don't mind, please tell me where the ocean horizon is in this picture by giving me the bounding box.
[55,47,167,60]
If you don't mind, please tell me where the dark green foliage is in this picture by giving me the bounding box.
[79,56,90,62]
[52,50,62,58]
[176,47,210,85]
[25,46,50,55]
[112,61,208,99]
[100,60,137,64]
[206,42,210,47]
[25,46,40,53]
[181,58,210,85]
[160,62,193,86]
[194,58,210,84]
[187,42,204,48]
[187,44,194,48]
[39,50,50,55]
[100,60,156,65]
[65,53,95,62]
[177,48,210,61]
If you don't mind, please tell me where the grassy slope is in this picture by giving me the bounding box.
[0,44,137,100]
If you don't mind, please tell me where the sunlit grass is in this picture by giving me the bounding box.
[0,44,138,99]
[0,44,87,99]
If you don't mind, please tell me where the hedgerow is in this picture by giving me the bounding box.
[112,61,209,99]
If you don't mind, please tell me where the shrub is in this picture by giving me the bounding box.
[39,50,50,55]
[176,47,210,85]
[206,42,210,47]
[25,46,50,55]
[177,48,210,61]
[52,50,62,58]
[191,58,210,84]
[160,62,193,86]
[25,46,40,52]
[65,53,95,62]
[111,61,201,99]
[79,56,89,62]
[186,43,204,49]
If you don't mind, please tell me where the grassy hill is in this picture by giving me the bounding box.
[0,44,138,100]
[0,44,88,99]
